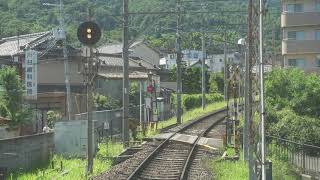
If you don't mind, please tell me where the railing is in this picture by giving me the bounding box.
[266,135,320,178]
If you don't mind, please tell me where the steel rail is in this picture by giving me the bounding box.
[180,116,225,180]
[127,108,227,180]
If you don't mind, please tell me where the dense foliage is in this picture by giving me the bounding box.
[0,67,32,127]
[93,93,120,110]
[172,93,224,110]
[265,68,320,146]
[169,66,210,94]
[209,72,224,94]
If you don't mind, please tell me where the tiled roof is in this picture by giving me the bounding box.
[98,55,141,68]
[98,41,143,54]
[0,32,50,56]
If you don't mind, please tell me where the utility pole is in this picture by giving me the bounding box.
[44,0,72,120]
[201,3,206,110]
[176,0,182,124]
[122,0,130,147]
[272,25,275,69]
[247,0,256,179]
[224,32,228,101]
[243,43,249,161]
[259,0,266,179]
[59,0,72,120]
[202,31,206,110]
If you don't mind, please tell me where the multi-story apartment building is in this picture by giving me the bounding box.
[282,0,320,73]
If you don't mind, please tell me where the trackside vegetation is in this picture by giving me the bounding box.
[265,68,320,146]
[7,142,123,180]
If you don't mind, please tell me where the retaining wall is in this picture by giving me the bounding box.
[0,132,54,172]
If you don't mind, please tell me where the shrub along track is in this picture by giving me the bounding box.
[94,108,227,180]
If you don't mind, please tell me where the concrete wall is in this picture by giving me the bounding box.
[0,126,19,139]
[54,120,97,158]
[0,132,54,172]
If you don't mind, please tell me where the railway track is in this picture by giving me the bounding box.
[127,108,227,180]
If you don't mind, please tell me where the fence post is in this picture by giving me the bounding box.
[302,144,306,173]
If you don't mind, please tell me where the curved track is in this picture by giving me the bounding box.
[127,109,227,180]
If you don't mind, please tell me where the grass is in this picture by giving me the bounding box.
[7,141,123,180]
[137,101,227,139]
[161,101,226,129]
[210,151,300,180]
[211,158,248,180]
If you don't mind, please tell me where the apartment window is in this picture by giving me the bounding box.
[219,59,222,62]
[316,1,320,12]
[285,4,303,13]
[316,31,320,40]
[289,59,306,67]
[287,31,305,40]
[317,58,320,67]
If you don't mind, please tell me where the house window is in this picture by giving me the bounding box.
[289,59,306,67]
[316,31,320,40]
[285,4,303,13]
[187,53,191,58]
[287,31,305,40]
[193,53,198,59]
[170,54,174,59]
[219,59,222,62]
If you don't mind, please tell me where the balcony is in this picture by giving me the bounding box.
[281,12,320,27]
[282,40,320,54]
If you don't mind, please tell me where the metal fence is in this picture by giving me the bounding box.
[266,135,320,178]
[75,104,176,141]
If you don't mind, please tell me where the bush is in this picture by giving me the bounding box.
[172,93,224,110]
[268,108,320,147]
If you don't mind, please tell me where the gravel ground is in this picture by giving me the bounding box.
[93,141,160,180]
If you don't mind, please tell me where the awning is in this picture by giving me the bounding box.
[98,71,148,80]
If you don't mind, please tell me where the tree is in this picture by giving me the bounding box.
[209,72,224,94]
[93,93,120,110]
[129,81,139,105]
[0,66,32,127]
[47,110,61,128]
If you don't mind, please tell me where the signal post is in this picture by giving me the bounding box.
[77,20,101,174]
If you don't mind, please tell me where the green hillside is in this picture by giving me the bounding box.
[0,0,281,53]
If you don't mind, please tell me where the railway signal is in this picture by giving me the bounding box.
[77,21,101,46]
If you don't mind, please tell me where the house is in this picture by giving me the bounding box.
[182,50,205,66]
[0,31,86,118]
[189,60,210,69]
[160,50,205,69]
[281,0,320,73]
[98,41,162,67]
[206,53,239,73]
[95,53,157,100]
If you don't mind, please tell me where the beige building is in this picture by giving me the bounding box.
[282,0,320,73]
